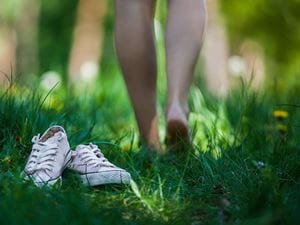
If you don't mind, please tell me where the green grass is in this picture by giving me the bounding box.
[0,77,299,225]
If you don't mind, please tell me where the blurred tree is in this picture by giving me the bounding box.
[15,0,40,84]
[202,0,266,94]
[0,24,16,87]
[68,0,107,86]
[239,40,265,89]
[0,0,18,87]
[219,0,300,93]
[0,0,39,86]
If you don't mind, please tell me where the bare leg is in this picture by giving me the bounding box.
[166,0,206,143]
[115,0,160,150]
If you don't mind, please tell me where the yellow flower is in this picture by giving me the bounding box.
[6,84,30,97]
[276,124,288,134]
[2,156,11,164]
[122,143,132,152]
[47,97,64,111]
[273,110,289,120]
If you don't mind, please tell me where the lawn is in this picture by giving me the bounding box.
[0,74,299,225]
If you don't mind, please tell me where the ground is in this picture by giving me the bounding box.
[0,77,299,225]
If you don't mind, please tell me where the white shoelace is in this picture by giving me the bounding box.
[77,143,114,168]
[25,134,61,175]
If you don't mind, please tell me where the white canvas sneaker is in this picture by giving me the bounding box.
[68,143,131,186]
[22,125,72,187]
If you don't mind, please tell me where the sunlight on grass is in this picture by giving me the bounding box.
[0,79,299,224]
[190,87,235,158]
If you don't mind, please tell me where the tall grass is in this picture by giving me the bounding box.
[0,78,299,225]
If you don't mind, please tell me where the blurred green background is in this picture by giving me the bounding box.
[0,0,299,97]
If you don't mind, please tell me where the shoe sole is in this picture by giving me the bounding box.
[34,176,62,187]
[80,170,131,186]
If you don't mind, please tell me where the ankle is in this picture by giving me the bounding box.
[166,100,189,118]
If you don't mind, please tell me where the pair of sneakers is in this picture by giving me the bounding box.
[22,126,131,187]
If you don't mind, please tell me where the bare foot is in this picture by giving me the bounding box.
[144,115,164,154]
[166,104,190,147]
